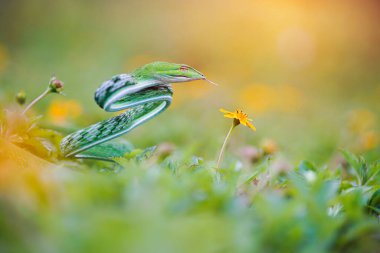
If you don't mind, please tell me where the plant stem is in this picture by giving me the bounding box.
[216,123,235,169]
[22,88,50,115]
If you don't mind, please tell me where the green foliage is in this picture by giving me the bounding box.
[0,109,63,161]
[1,142,379,253]
[367,189,380,215]
[0,90,379,253]
[341,150,380,186]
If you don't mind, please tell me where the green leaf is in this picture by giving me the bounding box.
[367,161,380,184]
[367,188,380,215]
[341,150,371,186]
[237,157,269,186]
[341,149,359,170]
[135,146,157,162]
[298,160,317,173]
[288,170,309,194]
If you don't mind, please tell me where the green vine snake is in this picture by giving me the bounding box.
[60,62,215,159]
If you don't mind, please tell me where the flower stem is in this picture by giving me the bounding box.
[216,123,235,169]
[22,88,50,115]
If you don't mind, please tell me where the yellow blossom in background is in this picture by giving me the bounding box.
[347,109,376,134]
[359,131,379,151]
[48,99,83,124]
[239,84,304,114]
[240,84,275,113]
[343,109,379,152]
[220,108,256,131]
[261,138,278,155]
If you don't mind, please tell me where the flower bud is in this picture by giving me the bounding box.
[156,142,176,159]
[48,76,64,93]
[15,91,26,105]
[261,139,278,155]
[239,146,263,163]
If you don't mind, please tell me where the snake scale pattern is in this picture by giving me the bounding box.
[60,62,208,158]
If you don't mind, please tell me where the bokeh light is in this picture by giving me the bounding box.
[0,0,379,160]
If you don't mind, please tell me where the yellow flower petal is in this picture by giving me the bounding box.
[220,108,233,114]
[220,108,256,131]
[246,121,256,131]
[223,114,236,119]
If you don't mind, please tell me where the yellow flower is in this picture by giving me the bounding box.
[48,99,83,124]
[216,108,257,169]
[360,131,379,151]
[220,108,256,131]
[261,138,278,155]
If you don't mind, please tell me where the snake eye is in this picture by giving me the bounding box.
[179,66,189,71]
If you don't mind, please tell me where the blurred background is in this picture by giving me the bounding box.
[0,0,379,163]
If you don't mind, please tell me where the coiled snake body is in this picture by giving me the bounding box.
[60,62,209,158]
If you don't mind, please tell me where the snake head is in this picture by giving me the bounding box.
[132,61,207,83]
